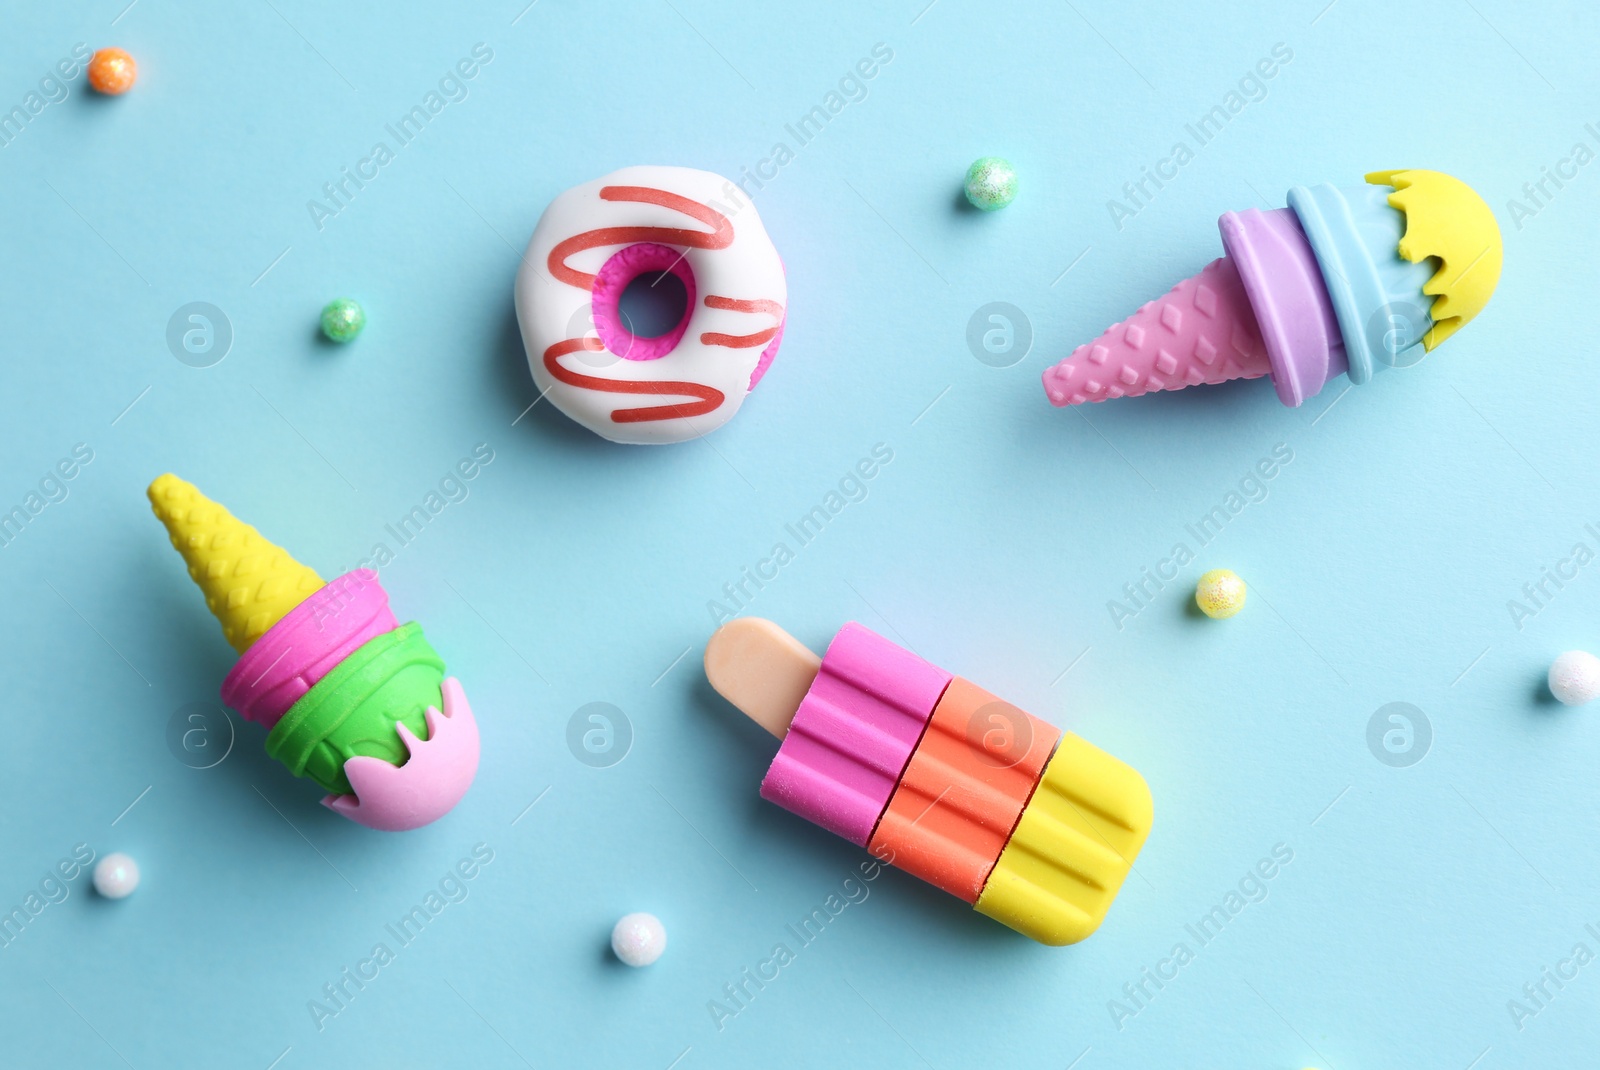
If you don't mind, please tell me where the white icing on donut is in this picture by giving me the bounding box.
[514,166,787,445]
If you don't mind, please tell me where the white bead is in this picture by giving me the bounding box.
[611,912,666,967]
[93,853,140,899]
[1549,651,1600,706]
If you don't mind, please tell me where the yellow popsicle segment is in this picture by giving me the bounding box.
[975,732,1153,945]
[147,474,323,654]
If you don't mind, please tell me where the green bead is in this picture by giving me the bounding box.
[964,156,1018,211]
[320,297,365,343]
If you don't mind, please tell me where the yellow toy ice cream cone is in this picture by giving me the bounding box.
[147,473,324,654]
[148,474,480,831]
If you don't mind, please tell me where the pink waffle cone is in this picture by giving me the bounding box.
[1043,257,1272,406]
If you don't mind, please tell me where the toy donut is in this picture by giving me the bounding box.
[514,166,787,445]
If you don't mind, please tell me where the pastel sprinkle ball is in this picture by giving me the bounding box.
[1195,569,1247,619]
[87,48,137,95]
[964,156,1018,211]
[611,912,666,967]
[93,853,140,899]
[1548,650,1600,706]
[320,298,365,343]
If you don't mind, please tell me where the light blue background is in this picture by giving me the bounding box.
[1,0,1595,1066]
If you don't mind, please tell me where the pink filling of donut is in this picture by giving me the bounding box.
[590,241,785,389]
[591,243,697,361]
[748,259,785,389]
[748,318,782,389]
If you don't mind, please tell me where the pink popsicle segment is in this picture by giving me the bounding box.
[221,569,399,728]
[760,623,951,846]
[1042,257,1271,406]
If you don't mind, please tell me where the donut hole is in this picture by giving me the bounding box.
[618,270,689,340]
[591,242,697,361]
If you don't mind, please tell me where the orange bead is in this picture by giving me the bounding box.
[88,48,137,95]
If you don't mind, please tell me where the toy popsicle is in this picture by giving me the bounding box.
[147,475,479,831]
[705,618,1152,945]
[1042,169,1502,409]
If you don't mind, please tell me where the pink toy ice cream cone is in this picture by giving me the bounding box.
[1043,170,1503,409]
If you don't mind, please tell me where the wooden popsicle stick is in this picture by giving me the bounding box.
[703,618,821,739]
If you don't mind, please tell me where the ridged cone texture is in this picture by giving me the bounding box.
[147,474,324,654]
[1043,257,1272,406]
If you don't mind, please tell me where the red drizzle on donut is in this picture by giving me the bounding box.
[543,337,725,425]
[700,296,784,348]
[544,185,740,425]
[547,187,734,291]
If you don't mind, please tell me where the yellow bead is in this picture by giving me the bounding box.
[1195,569,1246,619]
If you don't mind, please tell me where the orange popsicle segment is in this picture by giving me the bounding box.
[868,677,1059,903]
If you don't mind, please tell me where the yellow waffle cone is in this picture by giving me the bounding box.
[147,474,324,654]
